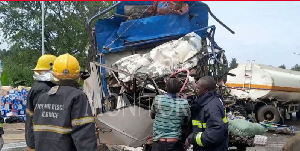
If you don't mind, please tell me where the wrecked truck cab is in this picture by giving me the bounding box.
[86,1,234,149]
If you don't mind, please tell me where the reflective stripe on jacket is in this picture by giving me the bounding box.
[33,85,97,151]
[0,114,4,136]
[189,91,229,151]
[25,81,55,149]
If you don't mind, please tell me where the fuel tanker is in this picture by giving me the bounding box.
[226,62,300,123]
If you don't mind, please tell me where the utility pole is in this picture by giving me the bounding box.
[42,1,45,55]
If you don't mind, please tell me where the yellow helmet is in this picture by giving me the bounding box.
[33,54,57,71]
[52,53,80,80]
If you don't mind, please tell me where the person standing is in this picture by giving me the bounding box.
[151,77,191,151]
[185,76,229,151]
[25,54,57,151]
[33,53,97,151]
[0,113,4,150]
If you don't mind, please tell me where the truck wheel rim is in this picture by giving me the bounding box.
[264,111,275,121]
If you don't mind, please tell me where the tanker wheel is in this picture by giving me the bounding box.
[257,105,280,123]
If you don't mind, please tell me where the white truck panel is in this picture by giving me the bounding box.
[226,63,300,102]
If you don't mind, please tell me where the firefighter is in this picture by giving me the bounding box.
[185,76,229,151]
[25,54,57,151]
[32,53,97,151]
[0,113,4,150]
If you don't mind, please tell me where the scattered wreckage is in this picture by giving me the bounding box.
[83,1,299,151]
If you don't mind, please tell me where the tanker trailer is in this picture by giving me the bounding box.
[226,62,300,123]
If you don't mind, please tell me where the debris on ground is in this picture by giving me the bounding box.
[227,115,268,150]
[229,119,267,137]
[260,122,298,135]
[229,133,255,147]
[253,135,268,146]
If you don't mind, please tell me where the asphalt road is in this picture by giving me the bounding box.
[245,116,300,151]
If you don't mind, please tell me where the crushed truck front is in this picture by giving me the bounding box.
[84,1,234,149]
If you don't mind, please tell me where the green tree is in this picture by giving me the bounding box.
[278,64,286,69]
[291,64,300,71]
[1,43,40,86]
[229,58,238,70]
[0,1,114,86]
[1,71,9,86]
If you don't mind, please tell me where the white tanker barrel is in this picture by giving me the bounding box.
[226,63,300,102]
[225,63,300,123]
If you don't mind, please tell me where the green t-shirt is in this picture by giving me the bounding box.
[151,94,191,141]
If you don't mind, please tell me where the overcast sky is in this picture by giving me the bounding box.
[205,1,300,69]
[1,1,300,69]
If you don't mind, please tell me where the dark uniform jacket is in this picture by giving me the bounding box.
[33,84,97,151]
[188,90,229,151]
[25,81,56,149]
[0,114,4,138]
[0,113,4,135]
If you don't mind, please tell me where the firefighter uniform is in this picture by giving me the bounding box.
[0,113,4,150]
[25,81,56,149]
[187,90,229,151]
[33,53,98,151]
[25,54,57,150]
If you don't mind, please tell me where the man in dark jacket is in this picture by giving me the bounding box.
[0,114,4,150]
[33,53,97,151]
[25,54,57,151]
[185,76,228,151]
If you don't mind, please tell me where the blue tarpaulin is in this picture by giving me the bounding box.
[95,1,209,54]
[94,1,210,96]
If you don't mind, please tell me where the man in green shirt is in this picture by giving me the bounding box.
[151,78,191,151]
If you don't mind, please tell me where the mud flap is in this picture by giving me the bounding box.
[95,106,154,147]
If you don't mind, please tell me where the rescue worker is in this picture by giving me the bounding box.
[151,77,191,151]
[25,54,57,151]
[185,76,229,151]
[32,53,97,151]
[0,113,4,150]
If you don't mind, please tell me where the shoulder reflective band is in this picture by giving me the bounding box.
[192,120,206,128]
[26,108,34,116]
[192,110,228,129]
[71,117,95,127]
[223,109,228,123]
[223,117,228,123]
[33,125,72,134]
[196,132,204,147]
[0,123,3,128]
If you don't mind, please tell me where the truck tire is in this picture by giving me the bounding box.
[257,105,280,123]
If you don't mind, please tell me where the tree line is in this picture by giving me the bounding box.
[0,1,113,86]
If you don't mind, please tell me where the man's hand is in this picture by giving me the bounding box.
[185,138,190,148]
[185,133,194,149]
